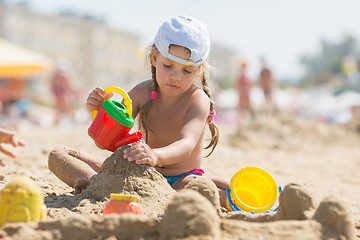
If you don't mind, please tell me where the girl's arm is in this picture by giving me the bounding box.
[124,89,210,167]
[153,111,206,166]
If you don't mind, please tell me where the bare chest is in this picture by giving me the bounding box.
[147,106,186,147]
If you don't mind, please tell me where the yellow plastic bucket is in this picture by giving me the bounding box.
[226,166,279,213]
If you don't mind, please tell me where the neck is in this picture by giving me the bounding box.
[158,84,196,106]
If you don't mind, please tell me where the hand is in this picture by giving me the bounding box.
[86,87,114,112]
[0,128,25,166]
[123,141,158,167]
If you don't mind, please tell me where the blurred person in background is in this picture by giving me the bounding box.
[0,127,25,167]
[236,61,254,119]
[259,57,277,114]
[50,59,75,125]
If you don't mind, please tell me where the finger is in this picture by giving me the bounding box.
[86,94,105,111]
[135,157,150,165]
[93,87,114,101]
[124,144,144,157]
[93,87,106,96]
[12,137,25,147]
[124,144,145,161]
[86,88,106,108]
[11,138,16,147]
[124,141,143,151]
[125,150,141,161]
[86,101,101,112]
[135,157,155,167]
[90,90,106,102]
[17,140,25,147]
[128,151,148,162]
[0,145,16,158]
[103,91,114,100]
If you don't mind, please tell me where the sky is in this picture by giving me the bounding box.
[8,0,360,81]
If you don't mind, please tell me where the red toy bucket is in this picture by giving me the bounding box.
[88,87,142,152]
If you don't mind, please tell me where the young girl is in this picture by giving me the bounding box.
[48,16,230,207]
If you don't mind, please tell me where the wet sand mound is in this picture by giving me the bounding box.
[184,176,221,211]
[42,147,175,218]
[79,147,176,217]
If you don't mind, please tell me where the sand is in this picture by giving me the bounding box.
[0,113,359,239]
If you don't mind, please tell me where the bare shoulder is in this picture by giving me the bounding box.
[130,80,153,98]
[130,80,152,93]
[187,87,211,116]
[128,80,153,117]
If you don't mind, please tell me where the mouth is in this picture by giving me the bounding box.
[167,83,180,89]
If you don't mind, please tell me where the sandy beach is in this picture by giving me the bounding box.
[0,112,359,239]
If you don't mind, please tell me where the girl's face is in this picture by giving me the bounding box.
[151,45,200,97]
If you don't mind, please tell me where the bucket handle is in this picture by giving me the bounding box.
[91,87,133,121]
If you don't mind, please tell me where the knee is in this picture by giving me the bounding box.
[48,146,67,170]
[172,175,200,190]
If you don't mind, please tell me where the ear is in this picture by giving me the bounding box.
[150,53,157,67]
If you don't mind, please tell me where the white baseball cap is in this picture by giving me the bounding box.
[154,16,210,66]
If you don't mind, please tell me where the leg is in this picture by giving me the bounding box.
[209,176,230,208]
[171,174,200,190]
[173,175,230,208]
[48,146,106,189]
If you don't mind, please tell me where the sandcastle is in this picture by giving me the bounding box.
[0,148,356,240]
[78,147,176,217]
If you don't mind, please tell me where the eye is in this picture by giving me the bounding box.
[163,64,171,68]
[183,69,192,74]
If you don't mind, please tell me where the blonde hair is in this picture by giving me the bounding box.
[139,44,219,157]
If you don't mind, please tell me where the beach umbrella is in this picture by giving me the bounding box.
[0,38,54,78]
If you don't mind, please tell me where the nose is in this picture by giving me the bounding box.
[170,69,181,81]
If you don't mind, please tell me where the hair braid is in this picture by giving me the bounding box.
[201,68,219,157]
[138,46,159,142]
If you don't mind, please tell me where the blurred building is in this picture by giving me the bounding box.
[0,2,239,93]
[0,2,147,92]
[210,44,238,89]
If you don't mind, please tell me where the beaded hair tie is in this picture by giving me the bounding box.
[151,91,157,100]
[208,110,216,124]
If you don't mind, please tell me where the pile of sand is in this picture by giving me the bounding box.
[228,113,360,151]
[79,147,176,217]
[37,147,176,219]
